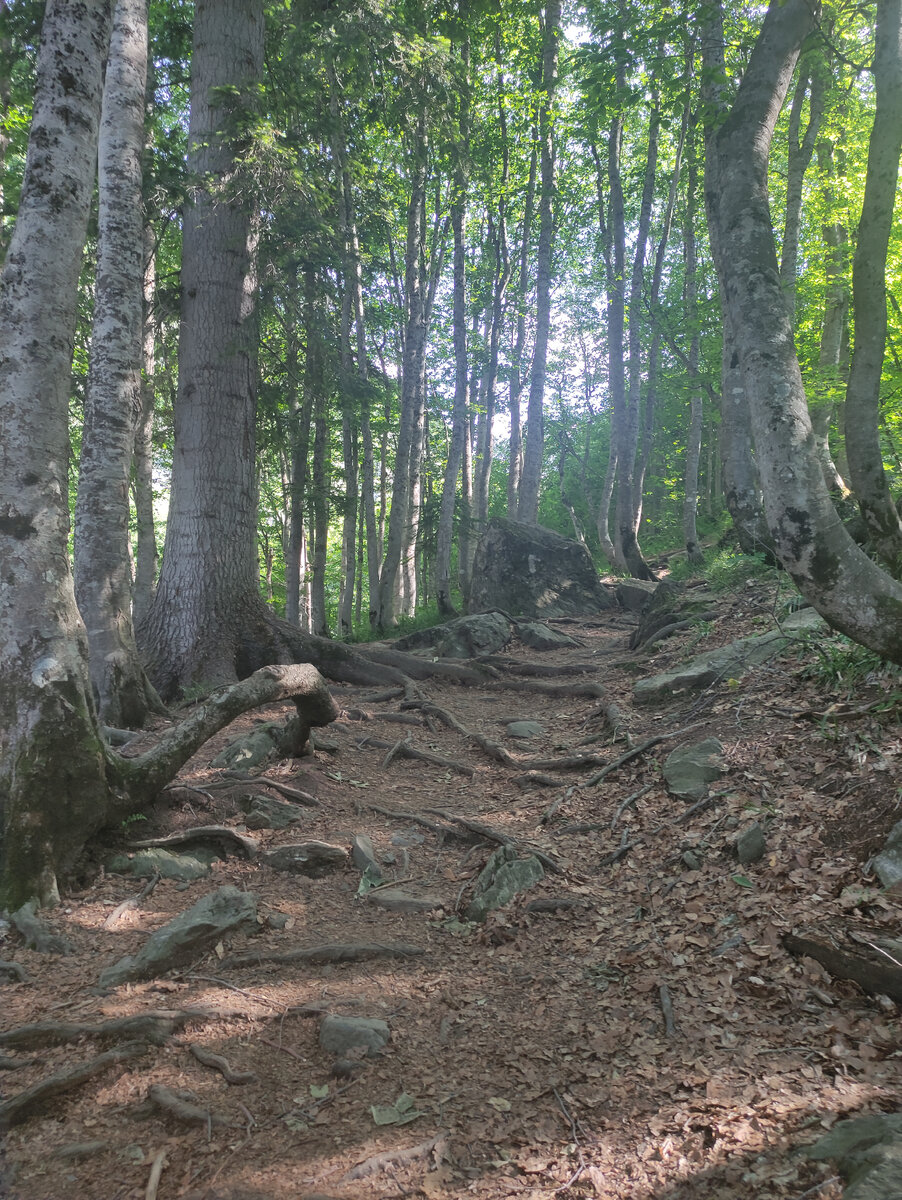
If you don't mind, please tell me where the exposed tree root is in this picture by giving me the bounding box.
[220,942,425,971]
[485,679,608,700]
[354,734,475,777]
[0,959,29,982]
[0,1009,213,1050]
[189,1043,258,1085]
[219,774,320,806]
[783,930,902,1003]
[341,1132,448,1182]
[422,808,561,874]
[10,903,74,955]
[129,825,259,860]
[147,1082,234,1128]
[581,722,705,788]
[102,871,160,929]
[0,1041,149,1127]
[365,805,475,842]
[479,657,598,678]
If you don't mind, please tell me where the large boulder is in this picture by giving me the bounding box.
[469,519,614,618]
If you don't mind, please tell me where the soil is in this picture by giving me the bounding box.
[3,579,902,1200]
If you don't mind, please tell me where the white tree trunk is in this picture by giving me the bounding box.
[74,0,161,728]
[0,0,113,908]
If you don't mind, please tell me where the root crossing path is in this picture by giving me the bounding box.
[3,598,899,1200]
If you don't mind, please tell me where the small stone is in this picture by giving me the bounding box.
[210,724,280,770]
[681,850,701,871]
[267,912,290,930]
[351,834,383,879]
[465,845,545,922]
[736,822,766,865]
[871,819,902,889]
[505,720,544,739]
[319,1015,389,1057]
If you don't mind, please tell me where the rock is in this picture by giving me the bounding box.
[616,579,658,613]
[98,886,257,988]
[366,889,443,914]
[107,848,212,881]
[663,738,725,801]
[870,821,902,890]
[465,845,545,922]
[242,794,307,831]
[634,607,825,702]
[736,822,766,865]
[396,611,513,659]
[267,912,290,930]
[262,842,348,877]
[319,1015,389,1057]
[351,834,383,879]
[505,720,544,739]
[517,621,579,651]
[681,850,701,871]
[210,723,281,770]
[805,1112,902,1200]
[469,518,615,618]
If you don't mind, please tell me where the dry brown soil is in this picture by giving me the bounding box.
[3,582,902,1200]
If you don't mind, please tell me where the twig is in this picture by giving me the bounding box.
[381,738,407,768]
[148,1083,234,1131]
[599,831,640,867]
[144,1149,167,1200]
[659,984,676,1036]
[220,941,425,971]
[103,871,161,929]
[220,773,320,806]
[259,1036,305,1062]
[792,1178,841,1200]
[182,974,284,1010]
[611,784,654,831]
[673,789,733,825]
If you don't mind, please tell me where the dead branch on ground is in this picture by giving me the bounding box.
[0,1041,149,1127]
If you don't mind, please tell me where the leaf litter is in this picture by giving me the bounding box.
[0,581,900,1199]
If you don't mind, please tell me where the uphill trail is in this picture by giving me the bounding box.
[2,582,901,1200]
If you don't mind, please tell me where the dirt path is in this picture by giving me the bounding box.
[2,592,901,1200]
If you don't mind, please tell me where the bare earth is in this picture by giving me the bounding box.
[3,582,901,1200]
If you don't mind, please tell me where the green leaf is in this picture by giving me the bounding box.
[309,1083,330,1099]
[731,874,754,888]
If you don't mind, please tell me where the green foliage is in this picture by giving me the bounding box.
[798,632,902,701]
[704,549,782,594]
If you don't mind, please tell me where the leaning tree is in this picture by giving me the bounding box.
[702,0,902,661]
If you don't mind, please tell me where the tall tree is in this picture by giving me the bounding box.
[74,0,163,728]
[843,0,902,568]
[139,0,269,696]
[518,0,561,524]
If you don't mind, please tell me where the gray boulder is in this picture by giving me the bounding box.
[98,886,257,988]
[210,723,282,770]
[262,841,348,877]
[806,1113,902,1200]
[469,519,614,618]
[517,621,580,651]
[505,720,544,740]
[351,834,383,879]
[242,794,307,831]
[435,611,513,658]
[366,888,443,914]
[736,823,766,865]
[634,608,826,703]
[616,579,658,613]
[465,844,545,922]
[319,1015,390,1057]
[663,738,726,801]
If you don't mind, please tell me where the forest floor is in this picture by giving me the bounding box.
[3,574,902,1200]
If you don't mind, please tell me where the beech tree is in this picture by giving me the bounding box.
[703,0,902,661]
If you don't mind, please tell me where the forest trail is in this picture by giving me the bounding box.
[3,583,902,1200]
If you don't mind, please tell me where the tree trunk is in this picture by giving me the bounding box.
[377,107,428,627]
[284,275,312,630]
[74,0,162,728]
[517,0,560,525]
[812,137,849,494]
[0,0,113,908]
[309,273,330,639]
[682,120,704,566]
[843,0,902,567]
[132,225,159,628]
[779,46,826,325]
[704,0,902,663]
[506,133,537,519]
[139,0,269,699]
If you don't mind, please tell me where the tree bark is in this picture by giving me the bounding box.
[138,0,268,698]
[682,119,704,566]
[132,224,159,628]
[506,131,537,519]
[0,0,114,908]
[74,0,162,728]
[843,0,902,568]
[518,0,561,525]
[704,0,902,663]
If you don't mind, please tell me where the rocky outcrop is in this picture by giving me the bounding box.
[469,519,614,618]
